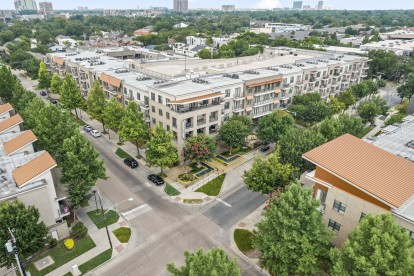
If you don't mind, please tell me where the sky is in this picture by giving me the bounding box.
[3,0,414,10]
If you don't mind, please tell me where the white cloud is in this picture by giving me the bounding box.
[254,0,281,9]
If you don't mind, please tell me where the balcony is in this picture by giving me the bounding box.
[185,121,193,129]
[283,83,290,88]
[317,203,326,213]
[138,100,149,109]
[58,199,70,218]
[125,94,134,100]
[309,77,316,83]
[254,88,280,96]
[323,75,329,79]
[233,106,244,112]
[209,116,218,123]
[252,110,272,119]
[197,119,206,126]
[170,100,222,114]
[253,98,274,107]
[234,94,244,99]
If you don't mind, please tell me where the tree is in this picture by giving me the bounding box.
[330,214,414,275]
[368,50,398,79]
[257,110,294,144]
[278,128,327,172]
[338,89,356,108]
[50,73,63,94]
[61,131,106,219]
[230,115,253,130]
[358,101,379,125]
[118,101,149,157]
[167,248,240,276]
[37,61,51,90]
[327,96,346,114]
[351,82,370,99]
[145,124,178,174]
[397,75,414,102]
[86,80,107,131]
[184,134,216,164]
[198,48,213,59]
[290,100,332,124]
[0,66,18,102]
[253,183,332,275]
[10,81,27,108]
[0,201,48,268]
[319,114,365,141]
[20,96,45,129]
[103,97,124,140]
[244,153,298,194]
[60,74,84,119]
[365,79,379,97]
[219,120,250,154]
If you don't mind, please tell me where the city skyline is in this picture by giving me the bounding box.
[3,0,414,10]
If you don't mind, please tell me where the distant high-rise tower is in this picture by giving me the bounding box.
[317,1,324,10]
[14,0,37,14]
[173,0,188,12]
[39,1,53,15]
[293,1,303,10]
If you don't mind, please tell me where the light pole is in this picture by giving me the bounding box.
[5,228,26,276]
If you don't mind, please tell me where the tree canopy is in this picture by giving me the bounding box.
[60,74,84,119]
[219,119,250,154]
[397,74,414,102]
[50,73,63,94]
[184,134,216,164]
[86,80,107,131]
[257,110,295,144]
[103,97,124,139]
[37,61,51,89]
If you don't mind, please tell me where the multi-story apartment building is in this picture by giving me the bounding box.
[14,0,37,14]
[38,1,53,15]
[222,5,236,12]
[293,1,303,10]
[173,0,189,12]
[46,46,368,160]
[0,103,70,240]
[303,134,414,246]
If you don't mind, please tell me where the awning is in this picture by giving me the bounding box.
[169,92,224,104]
[246,95,254,100]
[115,93,123,99]
[246,79,282,88]
[245,106,253,112]
[52,56,65,66]
[100,73,121,88]
[273,99,280,104]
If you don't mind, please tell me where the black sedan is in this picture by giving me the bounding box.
[39,91,47,96]
[147,174,165,186]
[124,158,138,169]
[260,145,270,152]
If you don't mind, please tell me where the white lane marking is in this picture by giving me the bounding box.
[121,204,152,221]
[216,198,232,207]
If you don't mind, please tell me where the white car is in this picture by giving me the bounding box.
[90,130,102,138]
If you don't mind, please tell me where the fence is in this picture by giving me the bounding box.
[188,172,219,192]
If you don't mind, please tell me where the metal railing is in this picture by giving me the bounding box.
[253,98,274,107]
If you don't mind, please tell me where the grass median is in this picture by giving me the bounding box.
[164,183,181,196]
[87,210,119,229]
[195,174,226,196]
[115,147,133,159]
[113,227,131,243]
[78,248,112,275]
[234,229,254,253]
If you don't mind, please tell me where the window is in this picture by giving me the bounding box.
[359,213,366,222]
[158,95,163,104]
[159,109,163,116]
[172,117,177,128]
[333,200,347,214]
[224,102,230,109]
[263,105,269,112]
[273,103,278,109]
[225,89,231,97]
[136,93,141,101]
[151,106,155,113]
[328,219,341,232]
[247,100,252,105]
[151,92,155,101]
[246,111,251,115]
[235,87,241,94]
[408,230,414,240]
[129,89,133,95]
[124,88,127,94]
[152,118,156,124]
[167,125,170,131]
[166,112,170,119]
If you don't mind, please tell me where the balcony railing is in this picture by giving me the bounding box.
[125,94,134,100]
[252,110,272,119]
[317,203,326,213]
[253,98,274,107]
[170,101,222,114]
[197,119,206,126]
[233,106,244,112]
[234,94,244,99]
[209,116,218,123]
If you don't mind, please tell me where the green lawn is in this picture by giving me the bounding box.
[26,236,96,276]
[115,148,133,159]
[113,227,131,243]
[359,126,375,138]
[183,199,203,204]
[87,210,119,229]
[164,183,181,196]
[234,229,254,253]
[78,249,112,275]
[195,174,226,196]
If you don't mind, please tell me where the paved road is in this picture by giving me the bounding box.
[203,186,267,230]
[83,131,264,276]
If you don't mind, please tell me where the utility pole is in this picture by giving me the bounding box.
[96,191,113,249]
[5,228,26,276]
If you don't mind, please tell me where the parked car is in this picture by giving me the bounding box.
[39,91,47,96]
[83,125,93,132]
[90,130,102,138]
[51,99,59,105]
[260,145,270,152]
[147,174,165,186]
[124,158,138,169]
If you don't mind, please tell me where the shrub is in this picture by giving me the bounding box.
[72,221,88,238]
[377,79,386,87]
[178,173,196,181]
[384,113,405,126]
[64,238,75,250]
[48,237,58,248]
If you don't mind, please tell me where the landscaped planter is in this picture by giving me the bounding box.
[216,154,240,163]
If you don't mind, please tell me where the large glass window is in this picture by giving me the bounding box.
[328,219,341,232]
[333,200,347,214]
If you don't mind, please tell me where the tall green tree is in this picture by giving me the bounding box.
[0,66,18,102]
[0,201,48,268]
[365,79,379,97]
[61,131,106,219]
[10,81,27,108]
[219,119,250,154]
[184,134,216,164]
[145,124,178,174]
[351,82,370,99]
[330,214,414,275]
[60,74,84,119]
[244,153,298,194]
[368,50,398,79]
[397,74,414,102]
[103,97,124,140]
[318,114,365,141]
[20,96,45,129]
[86,80,107,131]
[118,101,149,157]
[37,61,51,90]
[253,183,332,275]
[50,73,63,94]
[167,248,240,276]
[278,128,327,172]
[338,89,356,108]
[230,115,253,130]
[257,110,294,144]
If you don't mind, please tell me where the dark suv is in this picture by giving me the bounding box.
[147,174,165,186]
[124,158,138,168]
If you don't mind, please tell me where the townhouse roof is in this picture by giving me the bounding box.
[0,114,23,133]
[12,151,56,187]
[3,130,37,156]
[0,103,13,116]
[303,134,414,208]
